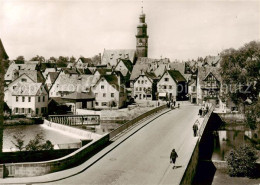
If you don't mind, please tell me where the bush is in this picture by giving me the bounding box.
[226,144,258,177]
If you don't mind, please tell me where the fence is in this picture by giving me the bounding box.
[109,105,167,139]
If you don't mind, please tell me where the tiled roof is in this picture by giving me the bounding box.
[96,68,112,75]
[101,49,136,67]
[103,75,119,90]
[197,66,221,87]
[12,82,44,96]
[145,72,158,80]
[55,74,96,93]
[42,68,56,79]
[62,68,78,75]
[18,70,45,83]
[116,59,133,72]
[0,38,8,59]
[48,72,59,83]
[130,57,170,81]
[167,70,186,83]
[62,91,95,100]
[5,63,38,81]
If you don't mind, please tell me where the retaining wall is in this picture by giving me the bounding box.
[1,105,167,178]
[4,134,110,177]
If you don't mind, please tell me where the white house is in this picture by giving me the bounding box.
[11,82,48,116]
[157,70,187,101]
[4,74,36,109]
[133,71,157,101]
[92,74,127,109]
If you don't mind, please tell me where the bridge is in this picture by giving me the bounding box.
[1,103,214,184]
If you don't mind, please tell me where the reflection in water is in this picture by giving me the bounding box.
[212,130,250,161]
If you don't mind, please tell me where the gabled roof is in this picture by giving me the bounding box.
[12,82,45,96]
[0,38,8,59]
[18,70,45,83]
[130,57,170,81]
[62,91,95,100]
[115,59,133,72]
[102,49,136,67]
[164,70,187,83]
[48,72,60,83]
[95,68,112,75]
[197,66,221,86]
[103,75,119,90]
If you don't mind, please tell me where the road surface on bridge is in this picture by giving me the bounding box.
[41,103,200,185]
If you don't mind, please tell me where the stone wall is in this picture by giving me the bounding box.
[3,134,110,177]
[218,113,245,123]
[180,141,200,185]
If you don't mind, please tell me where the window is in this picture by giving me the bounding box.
[22,96,25,102]
[165,78,169,82]
[36,108,39,114]
[101,78,104,82]
[169,86,172,89]
[103,93,106,97]
[21,78,27,82]
[95,102,99,106]
[145,80,147,84]
[192,86,196,92]
[141,80,144,84]
[136,87,138,91]
[16,96,19,102]
[13,86,16,90]
[102,102,107,106]
[41,107,45,114]
[101,85,104,89]
[38,96,41,102]
[28,108,31,113]
[139,87,142,91]
[138,80,140,84]
[163,85,167,89]
[111,93,114,97]
[21,108,24,113]
[16,108,18,113]
[42,96,45,102]
[28,97,31,102]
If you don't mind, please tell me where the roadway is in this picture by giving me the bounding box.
[41,103,200,185]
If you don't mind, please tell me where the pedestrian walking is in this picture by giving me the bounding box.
[193,123,198,137]
[170,149,178,168]
[199,108,202,117]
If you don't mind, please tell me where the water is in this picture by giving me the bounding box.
[212,130,253,161]
[4,125,81,151]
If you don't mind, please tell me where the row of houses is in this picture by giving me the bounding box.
[4,44,232,117]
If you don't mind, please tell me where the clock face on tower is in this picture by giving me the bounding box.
[138,38,147,46]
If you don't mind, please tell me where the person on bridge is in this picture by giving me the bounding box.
[170,149,178,168]
[193,122,198,137]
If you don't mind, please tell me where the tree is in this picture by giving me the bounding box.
[16,56,25,63]
[91,54,101,65]
[30,55,45,63]
[69,56,76,63]
[11,131,25,151]
[226,144,258,177]
[56,56,69,67]
[220,41,260,129]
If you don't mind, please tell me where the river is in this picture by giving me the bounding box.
[3,124,81,151]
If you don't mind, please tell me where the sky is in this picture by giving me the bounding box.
[1,0,260,61]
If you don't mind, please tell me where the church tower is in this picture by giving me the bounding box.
[136,7,149,58]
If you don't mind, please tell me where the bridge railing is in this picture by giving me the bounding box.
[109,105,167,139]
[198,105,215,140]
[48,114,100,126]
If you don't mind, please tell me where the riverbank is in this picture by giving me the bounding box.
[4,117,43,126]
